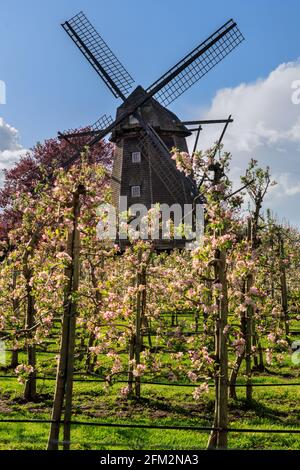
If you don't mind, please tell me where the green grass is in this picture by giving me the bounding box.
[1,317,300,450]
[0,372,300,450]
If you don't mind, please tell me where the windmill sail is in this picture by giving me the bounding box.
[62,11,134,99]
[146,19,244,106]
[60,114,114,138]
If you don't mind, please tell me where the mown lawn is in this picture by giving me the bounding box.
[0,317,299,450]
[0,371,300,450]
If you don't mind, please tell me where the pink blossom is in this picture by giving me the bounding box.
[56,252,72,262]
[277,339,288,348]
[187,371,198,382]
[232,338,245,356]
[249,286,261,296]
[276,353,285,364]
[14,364,34,384]
[223,324,230,336]
[265,349,273,365]
[192,383,209,400]
[103,310,116,321]
[133,364,146,377]
[267,332,276,343]
[120,386,130,398]
[214,283,222,291]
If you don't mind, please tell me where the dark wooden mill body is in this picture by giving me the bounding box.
[59,12,244,247]
[111,86,195,211]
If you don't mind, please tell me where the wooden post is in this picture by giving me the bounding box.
[47,187,82,450]
[245,218,253,402]
[207,162,228,449]
[216,250,229,448]
[207,161,229,449]
[207,249,228,448]
[207,271,220,449]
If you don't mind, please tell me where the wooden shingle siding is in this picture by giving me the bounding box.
[110,86,199,248]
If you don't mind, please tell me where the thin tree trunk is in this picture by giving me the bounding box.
[21,226,43,401]
[63,224,80,450]
[85,332,95,372]
[10,270,19,369]
[134,249,148,399]
[252,318,258,369]
[135,251,143,399]
[85,258,104,371]
[195,311,199,333]
[23,262,37,401]
[279,234,289,339]
[245,273,253,402]
[207,277,220,449]
[10,350,19,369]
[229,352,244,400]
[144,317,152,348]
[258,341,265,370]
[128,335,135,396]
[229,280,246,400]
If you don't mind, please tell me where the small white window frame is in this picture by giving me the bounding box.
[131,151,141,163]
[131,185,141,198]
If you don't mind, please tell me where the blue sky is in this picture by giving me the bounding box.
[1,0,300,147]
[2,1,300,225]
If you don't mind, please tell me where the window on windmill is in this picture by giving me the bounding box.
[131,185,141,198]
[129,115,139,125]
[132,151,141,163]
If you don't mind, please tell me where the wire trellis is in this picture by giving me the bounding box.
[1,374,300,388]
[0,418,300,436]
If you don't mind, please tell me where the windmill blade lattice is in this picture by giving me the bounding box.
[60,114,114,138]
[62,11,134,99]
[90,114,114,131]
[146,19,244,106]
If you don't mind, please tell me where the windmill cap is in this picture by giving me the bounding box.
[111,86,191,141]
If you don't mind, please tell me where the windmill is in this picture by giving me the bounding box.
[59,11,244,246]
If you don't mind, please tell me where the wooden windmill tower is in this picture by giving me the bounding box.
[110,85,195,211]
[59,12,244,246]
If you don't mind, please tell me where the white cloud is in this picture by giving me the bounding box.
[0,117,27,182]
[189,60,300,227]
